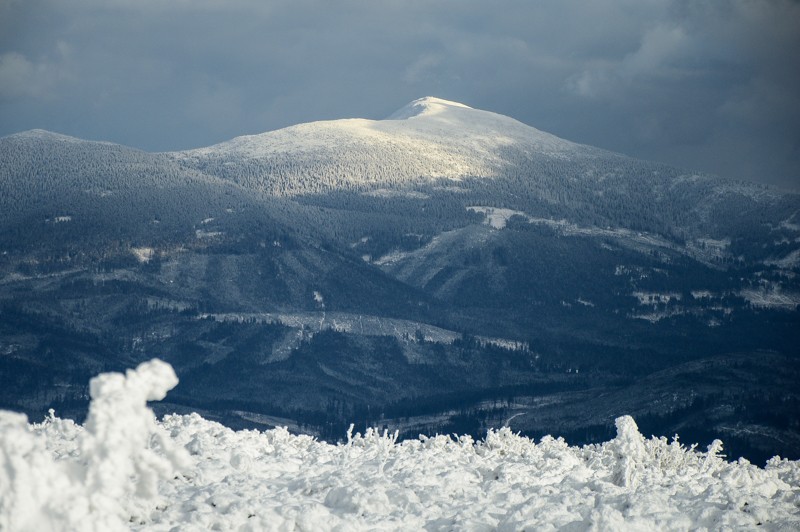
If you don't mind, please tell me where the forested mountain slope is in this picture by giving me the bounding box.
[1,98,798,463]
[173,97,797,255]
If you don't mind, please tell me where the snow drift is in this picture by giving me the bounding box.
[1,360,798,531]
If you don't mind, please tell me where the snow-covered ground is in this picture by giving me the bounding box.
[171,97,583,195]
[200,311,525,352]
[467,206,528,229]
[741,286,800,310]
[466,207,738,267]
[2,360,799,531]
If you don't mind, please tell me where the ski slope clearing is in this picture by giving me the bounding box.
[1,360,798,531]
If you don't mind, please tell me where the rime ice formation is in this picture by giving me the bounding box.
[0,360,189,531]
[1,360,799,530]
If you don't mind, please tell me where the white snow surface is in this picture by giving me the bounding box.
[386,96,473,120]
[173,97,582,194]
[467,206,527,229]
[2,360,799,531]
[740,286,800,310]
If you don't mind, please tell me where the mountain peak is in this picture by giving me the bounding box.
[387,97,473,120]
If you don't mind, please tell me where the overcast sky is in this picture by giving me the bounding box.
[1,0,798,190]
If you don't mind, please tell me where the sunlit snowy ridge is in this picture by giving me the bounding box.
[1,360,798,531]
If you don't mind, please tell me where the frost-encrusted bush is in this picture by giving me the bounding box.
[1,360,799,531]
[0,359,188,531]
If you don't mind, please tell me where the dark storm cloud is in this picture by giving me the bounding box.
[1,0,798,189]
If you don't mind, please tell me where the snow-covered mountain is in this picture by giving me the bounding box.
[171,97,585,194]
[163,97,800,272]
[0,97,798,463]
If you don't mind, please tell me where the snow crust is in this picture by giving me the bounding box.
[386,96,473,120]
[2,360,799,531]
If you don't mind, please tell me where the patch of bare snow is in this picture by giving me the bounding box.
[131,247,155,263]
[374,249,412,266]
[363,188,429,200]
[740,287,800,310]
[632,291,682,305]
[313,291,325,309]
[195,229,223,239]
[691,290,714,299]
[779,212,800,232]
[467,206,528,229]
[765,248,800,269]
[374,234,445,266]
[631,309,686,323]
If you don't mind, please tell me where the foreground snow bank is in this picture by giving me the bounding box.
[1,360,799,531]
